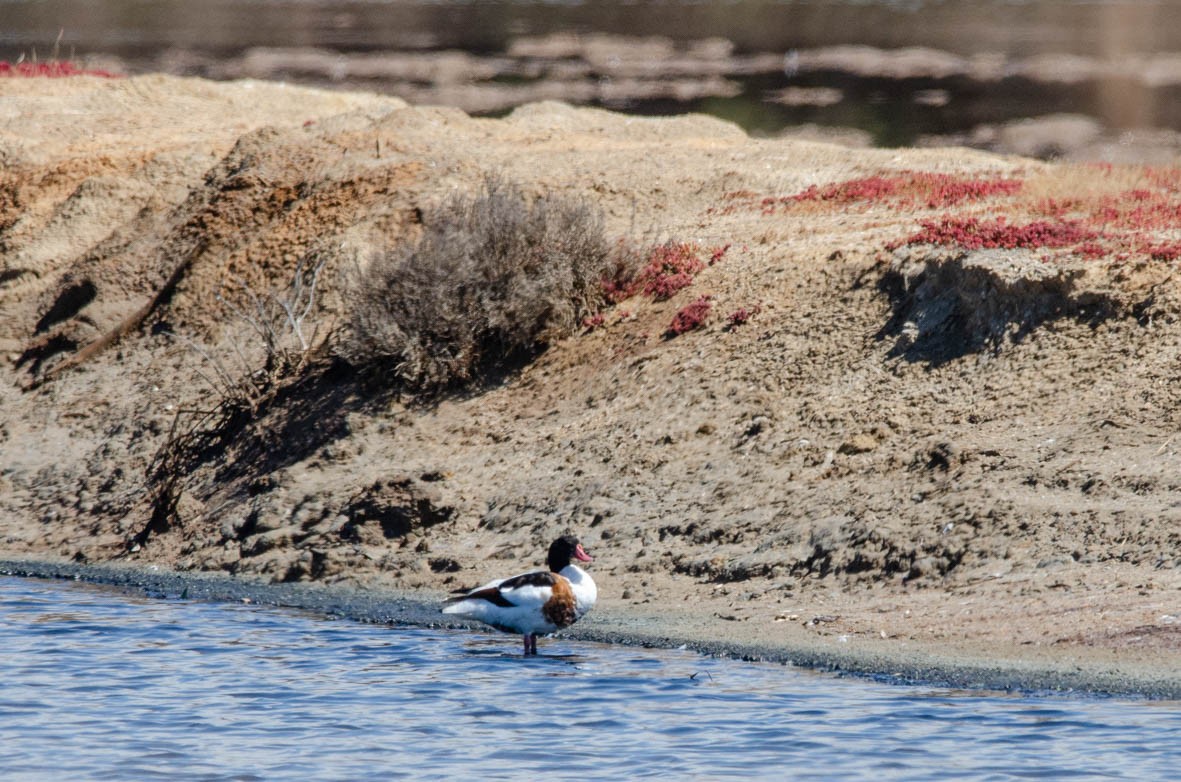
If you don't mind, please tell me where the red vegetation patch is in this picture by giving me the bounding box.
[0,60,119,78]
[725,304,761,330]
[582,312,607,332]
[641,241,705,300]
[605,241,710,303]
[888,169,1181,263]
[1018,177,1181,262]
[1092,195,1181,233]
[793,175,902,204]
[795,173,1023,209]
[1145,242,1181,262]
[712,172,1023,216]
[718,164,1181,266]
[1142,167,1181,192]
[1073,242,1108,260]
[889,216,1097,252]
[590,241,727,336]
[665,296,713,338]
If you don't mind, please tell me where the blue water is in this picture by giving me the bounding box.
[1,577,1179,781]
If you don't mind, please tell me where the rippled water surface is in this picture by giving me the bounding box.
[2,576,1179,781]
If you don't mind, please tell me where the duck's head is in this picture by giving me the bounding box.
[547,534,592,572]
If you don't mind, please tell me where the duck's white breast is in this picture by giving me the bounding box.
[561,564,597,618]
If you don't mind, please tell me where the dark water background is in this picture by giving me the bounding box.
[2,0,1176,59]
[5,1,1181,146]
[3,575,1180,780]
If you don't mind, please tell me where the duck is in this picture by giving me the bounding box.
[442,534,597,655]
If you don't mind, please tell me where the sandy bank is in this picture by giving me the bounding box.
[2,76,1179,695]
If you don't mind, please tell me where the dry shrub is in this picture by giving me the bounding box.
[141,256,330,549]
[341,177,623,391]
[176,255,327,413]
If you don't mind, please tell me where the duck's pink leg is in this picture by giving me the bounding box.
[523,634,537,655]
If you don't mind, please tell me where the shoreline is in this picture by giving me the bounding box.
[4,557,1178,700]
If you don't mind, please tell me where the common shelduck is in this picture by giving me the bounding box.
[442,535,597,655]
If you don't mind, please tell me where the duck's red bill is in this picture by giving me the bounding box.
[574,544,593,562]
